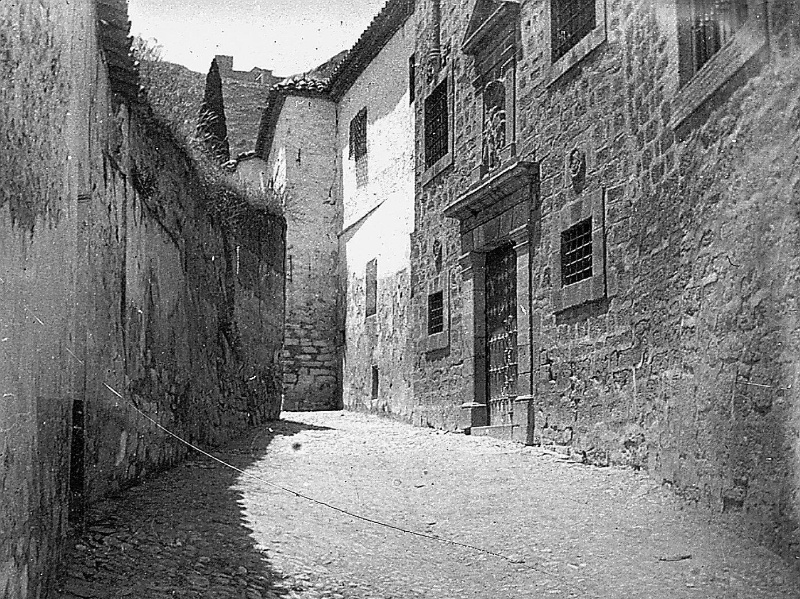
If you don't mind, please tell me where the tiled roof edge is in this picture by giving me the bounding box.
[328,0,415,101]
[253,78,334,159]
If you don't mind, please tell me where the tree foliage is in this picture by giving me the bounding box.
[198,59,231,163]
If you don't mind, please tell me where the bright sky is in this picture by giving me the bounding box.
[128,0,389,76]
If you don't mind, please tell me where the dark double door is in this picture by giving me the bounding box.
[485,244,518,425]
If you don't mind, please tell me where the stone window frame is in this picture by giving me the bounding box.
[545,0,607,86]
[427,290,445,335]
[670,0,767,129]
[421,68,454,187]
[550,188,606,312]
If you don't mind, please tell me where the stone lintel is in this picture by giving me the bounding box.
[443,159,538,221]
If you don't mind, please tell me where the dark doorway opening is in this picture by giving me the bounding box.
[485,243,518,425]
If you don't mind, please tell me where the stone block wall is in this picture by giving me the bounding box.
[411,0,800,565]
[0,2,286,596]
[81,109,285,502]
[270,96,341,411]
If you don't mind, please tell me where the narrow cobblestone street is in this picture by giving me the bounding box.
[57,411,800,599]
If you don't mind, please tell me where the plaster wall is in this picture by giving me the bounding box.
[337,20,416,416]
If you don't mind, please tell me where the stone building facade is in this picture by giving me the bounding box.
[408,0,800,567]
[249,0,800,563]
[247,0,417,413]
[0,1,285,596]
[247,81,341,411]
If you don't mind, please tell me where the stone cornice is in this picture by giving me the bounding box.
[443,159,537,221]
[462,1,520,56]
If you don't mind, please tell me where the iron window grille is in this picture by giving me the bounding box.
[551,0,596,62]
[349,107,367,160]
[427,291,444,335]
[424,79,449,169]
[365,258,377,317]
[683,0,748,81]
[561,218,593,286]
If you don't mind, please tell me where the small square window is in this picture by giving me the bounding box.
[424,79,449,169]
[551,0,596,62]
[365,258,377,318]
[550,189,607,312]
[427,291,444,335]
[561,218,593,286]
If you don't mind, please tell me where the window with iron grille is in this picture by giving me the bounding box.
[349,107,367,160]
[365,258,377,317]
[550,0,596,62]
[424,79,449,169]
[561,218,593,286]
[427,291,444,335]
[679,0,748,84]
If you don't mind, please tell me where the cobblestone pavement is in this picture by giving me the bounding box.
[57,411,800,599]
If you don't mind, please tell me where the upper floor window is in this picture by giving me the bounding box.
[679,0,749,84]
[349,107,368,187]
[349,108,367,160]
[551,0,596,62]
[424,79,449,169]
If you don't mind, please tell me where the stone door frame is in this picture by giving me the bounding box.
[443,159,538,444]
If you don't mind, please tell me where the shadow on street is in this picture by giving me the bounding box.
[54,419,332,599]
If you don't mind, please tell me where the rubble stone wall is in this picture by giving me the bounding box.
[0,2,285,596]
[270,96,341,411]
[83,108,285,502]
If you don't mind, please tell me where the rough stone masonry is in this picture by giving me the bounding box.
[0,1,285,597]
[407,0,800,568]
